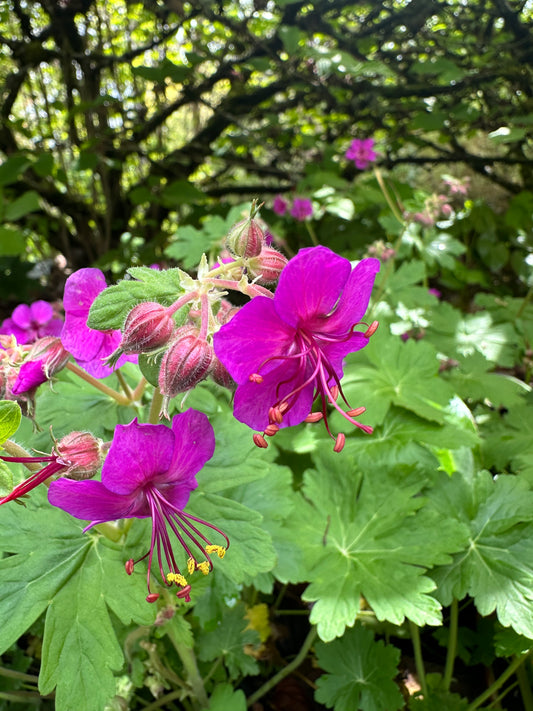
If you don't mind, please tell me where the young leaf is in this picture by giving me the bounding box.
[0,399,21,444]
[315,623,403,711]
[203,683,247,711]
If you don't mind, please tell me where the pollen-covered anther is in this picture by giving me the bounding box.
[125,559,135,575]
[364,320,379,338]
[333,433,346,453]
[304,412,323,423]
[146,593,160,603]
[206,544,226,559]
[253,433,268,449]
[249,373,263,384]
[187,557,195,575]
[167,572,187,587]
[347,407,366,417]
[264,423,279,437]
[197,561,210,575]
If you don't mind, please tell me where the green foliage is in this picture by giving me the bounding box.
[315,624,403,711]
[0,400,21,444]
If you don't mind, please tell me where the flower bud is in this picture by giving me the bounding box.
[225,217,264,258]
[159,326,213,418]
[54,431,104,480]
[123,302,175,355]
[26,337,70,378]
[209,356,235,390]
[247,247,288,284]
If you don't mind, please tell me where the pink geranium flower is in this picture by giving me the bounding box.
[1,301,63,345]
[60,268,135,378]
[214,246,380,451]
[48,411,228,603]
[345,138,377,170]
[272,195,288,216]
[290,197,313,221]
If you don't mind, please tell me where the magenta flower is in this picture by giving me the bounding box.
[290,197,313,221]
[1,301,63,345]
[61,268,135,378]
[345,138,377,170]
[48,411,228,602]
[272,195,288,216]
[214,246,380,450]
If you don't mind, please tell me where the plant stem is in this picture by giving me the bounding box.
[305,221,319,246]
[116,369,133,399]
[373,166,404,225]
[443,598,459,691]
[516,286,532,319]
[466,652,531,711]
[166,623,208,710]
[246,626,317,708]
[516,658,533,711]
[131,376,148,402]
[142,690,184,711]
[66,362,131,406]
[148,387,163,424]
[0,666,39,683]
[409,621,428,699]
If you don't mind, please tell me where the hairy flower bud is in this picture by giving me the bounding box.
[247,247,288,285]
[209,356,235,390]
[54,431,104,480]
[27,337,70,378]
[225,217,264,258]
[125,303,175,354]
[159,326,213,418]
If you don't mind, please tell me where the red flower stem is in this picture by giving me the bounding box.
[66,362,132,406]
[167,291,198,316]
[1,440,44,472]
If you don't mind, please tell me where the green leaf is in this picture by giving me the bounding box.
[197,603,259,679]
[315,623,403,711]
[0,399,21,444]
[132,58,190,83]
[0,226,25,255]
[87,267,184,330]
[430,471,533,638]
[292,456,468,641]
[0,155,31,186]
[161,179,203,206]
[4,190,41,220]
[39,542,124,710]
[203,683,246,711]
[0,459,13,497]
[341,337,455,425]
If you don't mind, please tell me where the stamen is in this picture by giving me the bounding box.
[249,373,263,383]
[146,593,160,603]
[347,407,366,417]
[364,321,379,338]
[304,412,323,423]
[197,561,210,575]
[268,406,283,424]
[176,585,192,602]
[264,424,279,436]
[125,559,135,575]
[206,544,226,559]
[253,433,268,448]
[333,433,346,453]
[187,557,195,575]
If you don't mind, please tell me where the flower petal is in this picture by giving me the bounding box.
[214,296,295,384]
[273,246,352,329]
[61,312,106,361]
[11,304,32,329]
[30,300,54,325]
[101,419,176,494]
[166,410,215,484]
[48,478,140,521]
[62,268,107,314]
[321,257,380,334]
[320,331,369,378]
[233,360,315,430]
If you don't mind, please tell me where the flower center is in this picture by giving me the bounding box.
[249,325,373,451]
[125,486,229,603]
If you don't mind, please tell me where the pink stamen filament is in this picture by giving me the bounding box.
[0,460,65,504]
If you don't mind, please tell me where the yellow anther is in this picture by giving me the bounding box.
[206,544,226,559]
[197,561,210,575]
[174,574,187,587]
[187,557,195,575]
[166,572,176,583]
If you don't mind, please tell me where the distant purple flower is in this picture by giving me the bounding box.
[345,138,377,170]
[429,288,441,299]
[60,268,135,378]
[48,411,228,603]
[290,197,313,221]
[214,246,380,450]
[272,195,288,216]
[1,301,63,345]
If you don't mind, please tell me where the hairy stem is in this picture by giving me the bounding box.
[66,362,131,406]
[148,387,163,424]
[1,441,43,471]
[246,626,317,708]
[515,658,533,711]
[443,598,459,691]
[166,622,208,710]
